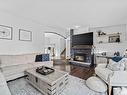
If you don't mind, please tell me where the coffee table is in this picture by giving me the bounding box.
[25,68,69,95]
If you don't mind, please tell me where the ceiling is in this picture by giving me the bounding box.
[0,0,127,29]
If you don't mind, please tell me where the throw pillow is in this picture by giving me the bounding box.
[42,54,49,61]
[35,54,50,62]
[120,58,127,70]
[112,56,123,62]
[107,59,125,71]
[35,54,42,62]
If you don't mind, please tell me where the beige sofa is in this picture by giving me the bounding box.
[0,53,53,81]
[95,58,127,95]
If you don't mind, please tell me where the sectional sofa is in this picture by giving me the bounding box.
[0,53,53,95]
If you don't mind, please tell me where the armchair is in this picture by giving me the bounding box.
[95,60,127,95]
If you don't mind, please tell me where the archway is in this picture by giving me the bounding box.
[45,31,66,39]
[44,32,66,60]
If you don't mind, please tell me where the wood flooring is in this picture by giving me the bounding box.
[53,59,95,80]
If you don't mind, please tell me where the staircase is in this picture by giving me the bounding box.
[53,59,67,65]
[60,48,66,59]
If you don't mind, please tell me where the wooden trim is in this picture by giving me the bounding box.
[108,85,112,95]
[45,32,66,39]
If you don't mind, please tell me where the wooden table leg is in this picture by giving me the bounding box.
[108,85,112,95]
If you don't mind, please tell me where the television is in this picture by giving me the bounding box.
[72,32,93,46]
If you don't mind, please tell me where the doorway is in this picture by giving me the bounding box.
[44,32,66,60]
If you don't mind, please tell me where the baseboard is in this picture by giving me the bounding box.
[7,75,27,83]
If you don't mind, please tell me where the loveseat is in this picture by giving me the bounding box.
[95,58,127,95]
[0,53,53,81]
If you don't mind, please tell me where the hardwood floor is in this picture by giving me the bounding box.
[53,60,95,80]
[70,65,95,80]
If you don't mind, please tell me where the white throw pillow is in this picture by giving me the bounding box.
[107,59,125,71]
[119,58,127,70]
[120,58,127,70]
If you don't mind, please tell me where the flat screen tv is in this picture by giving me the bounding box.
[72,32,93,46]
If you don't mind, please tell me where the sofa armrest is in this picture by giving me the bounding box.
[109,71,127,86]
[96,64,107,68]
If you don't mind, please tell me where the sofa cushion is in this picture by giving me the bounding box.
[0,55,27,68]
[95,67,113,81]
[0,53,38,68]
[1,61,53,78]
[25,53,37,63]
[1,64,32,77]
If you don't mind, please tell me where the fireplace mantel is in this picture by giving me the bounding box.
[69,60,91,67]
[72,45,93,49]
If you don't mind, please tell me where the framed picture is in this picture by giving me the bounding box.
[19,29,32,41]
[0,25,13,40]
[108,35,120,43]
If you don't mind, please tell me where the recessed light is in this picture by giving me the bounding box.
[75,26,80,28]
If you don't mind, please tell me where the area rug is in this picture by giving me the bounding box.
[8,75,107,95]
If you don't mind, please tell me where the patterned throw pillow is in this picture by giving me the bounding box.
[112,56,123,62]
[107,58,125,71]
[42,54,49,61]
[35,54,43,62]
[35,54,49,62]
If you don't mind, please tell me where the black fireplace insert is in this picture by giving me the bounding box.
[74,53,91,63]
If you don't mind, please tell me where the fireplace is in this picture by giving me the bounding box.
[70,45,94,66]
[70,32,94,66]
[74,53,91,63]
[74,54,86,62]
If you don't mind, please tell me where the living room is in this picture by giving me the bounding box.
[0,0,127,95]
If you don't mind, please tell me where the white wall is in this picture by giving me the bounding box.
[90,24,127,56]
[0,11,45,54]
[74,26,89,35]
[52,38,61,59]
